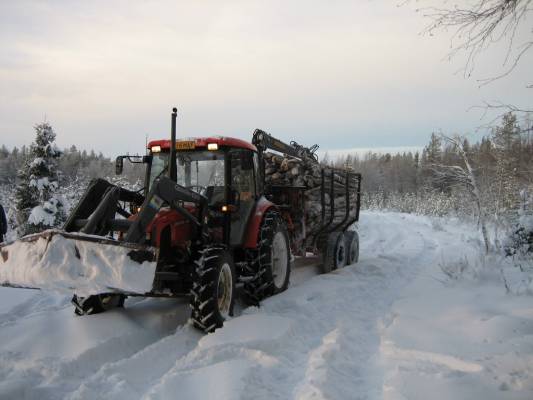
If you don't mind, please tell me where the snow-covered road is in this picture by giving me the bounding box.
[0,212,532,399]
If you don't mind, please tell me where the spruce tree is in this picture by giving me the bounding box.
[14,122,64,235]
[492,113,521,219]
[421,132,445,192]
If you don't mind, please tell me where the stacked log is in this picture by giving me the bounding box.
[263,152,322,188]
[263,152,359,247]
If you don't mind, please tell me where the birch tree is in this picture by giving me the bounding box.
[430,134,491,253]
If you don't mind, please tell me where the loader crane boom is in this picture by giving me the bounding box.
[252,129,319,163]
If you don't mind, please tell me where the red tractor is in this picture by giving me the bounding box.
[1,108,361,333]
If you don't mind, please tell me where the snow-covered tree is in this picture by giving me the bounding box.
[423,133,442,165]
[492,112,522,214]
[504,188,533,258]
[14,122,65,236]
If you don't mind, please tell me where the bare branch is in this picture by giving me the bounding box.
[468,101,533,131]
[478,41,533,86]
[408,0,533,83]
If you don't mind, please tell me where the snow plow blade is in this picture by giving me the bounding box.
[0,230,158,297]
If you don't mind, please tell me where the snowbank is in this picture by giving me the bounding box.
[0,230,157,296]
[381,275,533,399]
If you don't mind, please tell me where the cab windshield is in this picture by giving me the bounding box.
[148,150,225,195]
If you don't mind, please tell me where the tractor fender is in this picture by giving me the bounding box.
[146,208,191,248]
[243,196,277,248]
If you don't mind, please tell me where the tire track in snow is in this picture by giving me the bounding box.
[66,325,202,400]
[0,298,194,399]
[287,212,436,400]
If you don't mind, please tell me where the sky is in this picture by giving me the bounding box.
[0,0,531,157]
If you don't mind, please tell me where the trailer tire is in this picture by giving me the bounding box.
[190,248,235,333]
[344,230,359,265]
[243,210,291,305]
[322,231,347,273]
[72,294,125,316]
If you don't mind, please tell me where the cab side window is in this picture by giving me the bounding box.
[229,149,256,245]
[231,150,256,201]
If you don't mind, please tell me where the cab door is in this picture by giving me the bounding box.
[228,149,257,246]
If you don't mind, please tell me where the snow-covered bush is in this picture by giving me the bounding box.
[503,189,533,258]
[14,122,65,235]
[363,189,471,218]
[505,222,533,258]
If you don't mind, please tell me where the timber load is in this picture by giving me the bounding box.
[254,132,361,252]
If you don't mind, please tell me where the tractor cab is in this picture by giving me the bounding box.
[140,137,261,246]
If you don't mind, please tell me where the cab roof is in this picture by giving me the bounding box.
[147,136,257,152]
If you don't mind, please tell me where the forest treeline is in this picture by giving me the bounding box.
[0,143,144,185]
[329,113,533,221]
[1,112,532,220]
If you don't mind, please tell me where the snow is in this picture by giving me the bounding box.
[381,280,533,399]
[27,204,56,226]
[27,197,64,227]
[198,314,293,349]
[0,231,157,296]
[0,212,532,399]
[143,359,252,400]
[520,214,533,231]
[29,157,45,167]
[29,176,57,191]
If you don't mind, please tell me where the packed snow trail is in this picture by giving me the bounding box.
[0,212,531,399]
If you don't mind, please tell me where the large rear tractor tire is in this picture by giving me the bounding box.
[243,210,291,305]
[190,248,236,333]
[344,230,359,265]
[322,231,347,273]
[72,294,125,316]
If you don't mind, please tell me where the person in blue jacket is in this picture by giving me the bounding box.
[0,203,7,243]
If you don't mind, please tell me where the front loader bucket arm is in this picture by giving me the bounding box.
[64,178,144,233]
[124,175,208,244]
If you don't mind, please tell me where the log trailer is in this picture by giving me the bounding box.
[0,108,361,333]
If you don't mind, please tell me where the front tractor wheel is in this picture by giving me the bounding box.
[243,211,291,305]
[190,248,236,333]
[72,294,125,316]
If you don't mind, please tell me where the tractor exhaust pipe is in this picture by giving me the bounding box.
[169,107,178,182]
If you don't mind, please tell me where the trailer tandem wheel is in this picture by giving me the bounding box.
[344,230,359,265]
[322,231,347,273]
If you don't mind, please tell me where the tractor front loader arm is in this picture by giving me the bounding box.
[124,175,208,244]
[64,178,144,235]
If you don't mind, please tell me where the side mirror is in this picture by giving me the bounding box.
[115,156,123,175]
